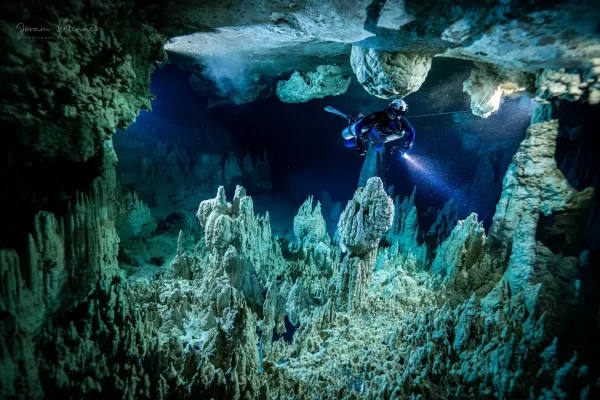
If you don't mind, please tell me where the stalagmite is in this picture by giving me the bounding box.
[293,197,327,247]
[336,177,394,311]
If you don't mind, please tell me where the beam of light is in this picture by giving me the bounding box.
[399,152,457,196]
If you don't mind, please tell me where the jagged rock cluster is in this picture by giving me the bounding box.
[536,59,600,105]
[116,190,155,243]
[293,197,328,247]
[160,1,600,108]
[0,143,165,398]
[276,65,352,103]
[1,1,166,164]
[2,117,598,398]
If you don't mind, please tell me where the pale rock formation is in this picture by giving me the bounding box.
[4,1,600,396]
[0,142,165,398]
[430,213,486,284]
[536,61,600,104]
[1,2,166,164]
[293,197,327,247]
[116,191,155,243]
[197,185,285,279]
[463,62,534,118]
[259,280,287,344]
[536,69,585,102]
[440,3,600,73]
[585,58,600,104]
[165,231,193,279]
[487,120,594,294]
[276,65,351,103]
[370,247,431,307]
[350,46,432,99]
[336,177,394,311]
[338,177,394,257]
[163,0,599,86]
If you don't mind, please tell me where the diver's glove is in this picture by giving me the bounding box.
[402,141,414,152]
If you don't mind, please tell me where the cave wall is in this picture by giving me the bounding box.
[0,1,168,397]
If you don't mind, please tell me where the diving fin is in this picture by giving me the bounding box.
[324,106,350,120]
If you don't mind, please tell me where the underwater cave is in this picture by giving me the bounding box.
[2,1,600,399]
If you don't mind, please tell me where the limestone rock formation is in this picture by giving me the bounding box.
[488,120,594,293]
[536,61,600,105]
[276,65,351,103]
[165,231,193,279]
[463,62,534,117]
[3,1,600,398]
[0,142,153,398]
[197,185,285,279]
[293,197,327,247]
[160,0,600,110]
[116,191,155,243]
[335,177,394,311]
[430,213,486,283]
[338,177,394,257]
[350,46,432,99]
[1,3,166,164]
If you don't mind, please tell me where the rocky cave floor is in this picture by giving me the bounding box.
[106,114,599,400]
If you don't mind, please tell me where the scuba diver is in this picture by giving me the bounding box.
[325,99,415,157]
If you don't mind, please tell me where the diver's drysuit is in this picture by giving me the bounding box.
[325,99,415,156]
